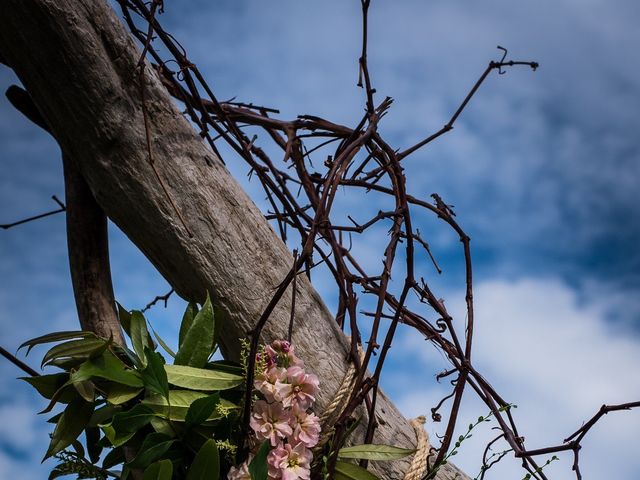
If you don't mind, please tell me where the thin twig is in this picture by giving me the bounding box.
[0,345,39,377]
[1,195,65,230]
[142,288,175,312]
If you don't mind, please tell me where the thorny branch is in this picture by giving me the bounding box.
[109,1,639,478]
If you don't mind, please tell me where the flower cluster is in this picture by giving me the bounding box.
[228,340,321,480]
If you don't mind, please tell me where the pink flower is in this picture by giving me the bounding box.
[269,340,291,354]
[256,350,277,370]
[250,400,293,446]
[267,341,304,368]
[276,366,319,409]
[254,365,287,402]
[268,442,312,480]
[228,459,251,480]
[288,405,321,448]
[267,443,286,480]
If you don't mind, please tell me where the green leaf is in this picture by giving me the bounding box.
[102,446,125,469]
[71,439,85,457]
[174,295,214,368]
[127,433,175,469]
[248,441,270,480]
[165,364,243,391]
[185,393,220,427]
[143,390,237,422]
[117,303,132,337]
[334,461,380,480]
[205,360,244,376]
[85,426,102,463]
[112,404,156,434]
[39,379,79,414]
[88,404,120,427]
[71,351,143,387]
[100,423,135,447]
[179,302,199,349]
[73,380,95,402]
[44,398,94,460]
[47,412,63,424]
[121,465,132,480]
[131,311,153,367]
[111,343,141,368]
[20,373,69,399]
[150,327,176,358]
[41,337,108,368]
[105,384,143,405]
[338,444,415,461]
[143,348,169,399]
[46,356,88,370]
[150,417,175,437]
[19,331,96,355]
[186,438,219,480]
[143,459,173,480]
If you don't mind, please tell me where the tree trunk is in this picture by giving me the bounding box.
[64,157,126,344]
[0,1,467,478]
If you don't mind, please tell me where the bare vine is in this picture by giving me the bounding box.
[110,1,638,478]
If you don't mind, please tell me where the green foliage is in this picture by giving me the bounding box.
[143,459,174,480]
[334,460,380,480]
[142,460,173,480]
[130,311,154,368]
[425,404,518,480]
[44,399,94,460]
[185,439,219,480]
[164,364,243,391]
[20,373,71,400]
[174,294,215,368]
[22,298,245,479]
[521,455,559,480]
[185,394,220,427]
[248,441,270,480]
[142,348,170,399]
[142,390,238,422]
[49,450,110,480]
[127,433,176,469]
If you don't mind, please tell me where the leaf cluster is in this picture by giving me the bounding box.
[21,295,244,480]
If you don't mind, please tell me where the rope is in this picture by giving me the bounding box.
[314,348,431,480]
[315,347,364,449]
[403,415,431,480]
[318,360,358,426]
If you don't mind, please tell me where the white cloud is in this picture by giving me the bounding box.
[0,451,46,480]
[393,278,640,479]
[0,403,42,451]
[0,372,56,480]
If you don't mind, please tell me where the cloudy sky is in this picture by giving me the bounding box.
[1,0,639,478]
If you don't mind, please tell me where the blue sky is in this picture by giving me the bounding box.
[1,1,639,478]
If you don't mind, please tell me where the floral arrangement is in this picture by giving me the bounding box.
[20,298,415,480]
[229,340,320,480]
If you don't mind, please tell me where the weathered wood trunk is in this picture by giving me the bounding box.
[0,1,467,478]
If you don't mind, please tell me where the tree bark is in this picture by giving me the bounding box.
[0,1,467,478]
[64,158,125,344]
